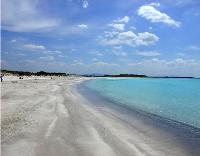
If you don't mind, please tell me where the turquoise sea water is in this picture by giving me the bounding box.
[85,78,200,128]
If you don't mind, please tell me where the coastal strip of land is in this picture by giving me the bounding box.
[1,76,199,156]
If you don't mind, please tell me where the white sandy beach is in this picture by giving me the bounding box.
[1,77,199,156]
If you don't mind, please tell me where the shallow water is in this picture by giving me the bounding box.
[85,78,200,128]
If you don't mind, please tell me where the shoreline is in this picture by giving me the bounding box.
[78,80,200,153]
[1,77,200,156]
[79,80,200,130]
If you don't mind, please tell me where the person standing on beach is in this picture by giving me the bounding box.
[0,74,4,82]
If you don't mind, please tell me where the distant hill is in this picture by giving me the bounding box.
[103,74,147,78]
[83,74,148,78]
[1,70,68,76]
[83,74,196,78]
[150,76,195,79]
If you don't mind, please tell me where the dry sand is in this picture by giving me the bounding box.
[1,77,199,156]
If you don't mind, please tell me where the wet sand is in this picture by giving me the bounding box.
[1,77,200,156]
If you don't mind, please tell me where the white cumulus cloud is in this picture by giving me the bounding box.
[103,15,159,47]
[138,5,180,27]
[108,16,130,31]
[24,44,46,50]
[78,24,88,29]
[109,23,125,31]
[149,2,160,7]
[114,16,130,23]
[94,61,118,66]
[136,32,160,45]
[39,56,54,61]
[102,31,159,47]
[82,0,89,8]
[136,51,160,57]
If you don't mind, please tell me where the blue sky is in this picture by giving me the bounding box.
[1,0,200,76]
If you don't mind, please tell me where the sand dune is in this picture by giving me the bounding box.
[1,77,199,156]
